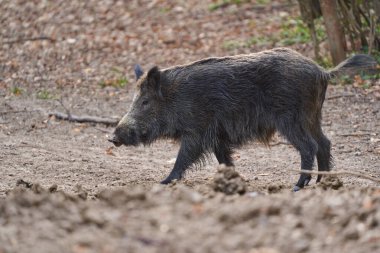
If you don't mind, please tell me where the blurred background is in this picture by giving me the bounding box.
[1,0,379,97]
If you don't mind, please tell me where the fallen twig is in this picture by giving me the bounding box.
[338,132,372,137]
[3,36,55,44]
[290,169,380,183]
[257,173,270,176]
[327,94,355,100]
[49,111,119,126]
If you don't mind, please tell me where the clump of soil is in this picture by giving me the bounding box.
[267,184,285,193]
[96,186,147,206]
[1,183,379,253]
[212,165,247,195]
[11,179,55,195]
[319,176,344,190]
[8,179,86,200]
[16,179,33,188]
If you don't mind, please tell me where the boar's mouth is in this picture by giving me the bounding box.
[139,130,149,144]
[108,128,140,147]
[108,134,123,147]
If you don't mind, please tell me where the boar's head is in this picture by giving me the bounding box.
[109,65,167,147]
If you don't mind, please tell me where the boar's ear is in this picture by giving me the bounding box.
[147,66,163,98]
[134,64,144,80]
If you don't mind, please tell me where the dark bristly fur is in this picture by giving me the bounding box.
[109,48,377,189]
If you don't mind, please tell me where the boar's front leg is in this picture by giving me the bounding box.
[160,136,204,184]
[214,140,234,166]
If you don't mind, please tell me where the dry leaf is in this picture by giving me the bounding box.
[73,127,81,133]
[362,196,373,210]
[106,146,115,156]
[353,75,363,87]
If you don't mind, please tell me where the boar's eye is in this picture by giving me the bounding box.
[142,100,149,106]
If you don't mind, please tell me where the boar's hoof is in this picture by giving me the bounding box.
[293,174,312,192]
[160,177,180,185]
[160,178,173,185]
[293,185,302,192]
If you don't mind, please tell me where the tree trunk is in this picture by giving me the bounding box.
[320,0,347,65]
[298,0,322,60]
[374,0,380,18]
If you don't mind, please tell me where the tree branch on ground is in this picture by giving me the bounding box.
[326,94,355,100]
[49,111,119,126]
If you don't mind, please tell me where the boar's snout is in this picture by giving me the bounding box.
[108,133,122,147]
[108,125,138,147]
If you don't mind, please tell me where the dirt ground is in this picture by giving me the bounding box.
[0,1,379,253]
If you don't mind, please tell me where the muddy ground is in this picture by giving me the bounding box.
[0,1,379,253]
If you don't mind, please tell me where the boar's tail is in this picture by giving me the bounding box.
[328,54,378,77]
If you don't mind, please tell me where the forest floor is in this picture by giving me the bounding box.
[0,0,379,252]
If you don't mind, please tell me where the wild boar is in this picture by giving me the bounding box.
[109,48,376,191]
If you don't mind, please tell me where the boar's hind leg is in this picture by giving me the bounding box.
[314,130,332,183]
[160,137,204,184]
[278,123,318,191]
[214,141,234,166]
